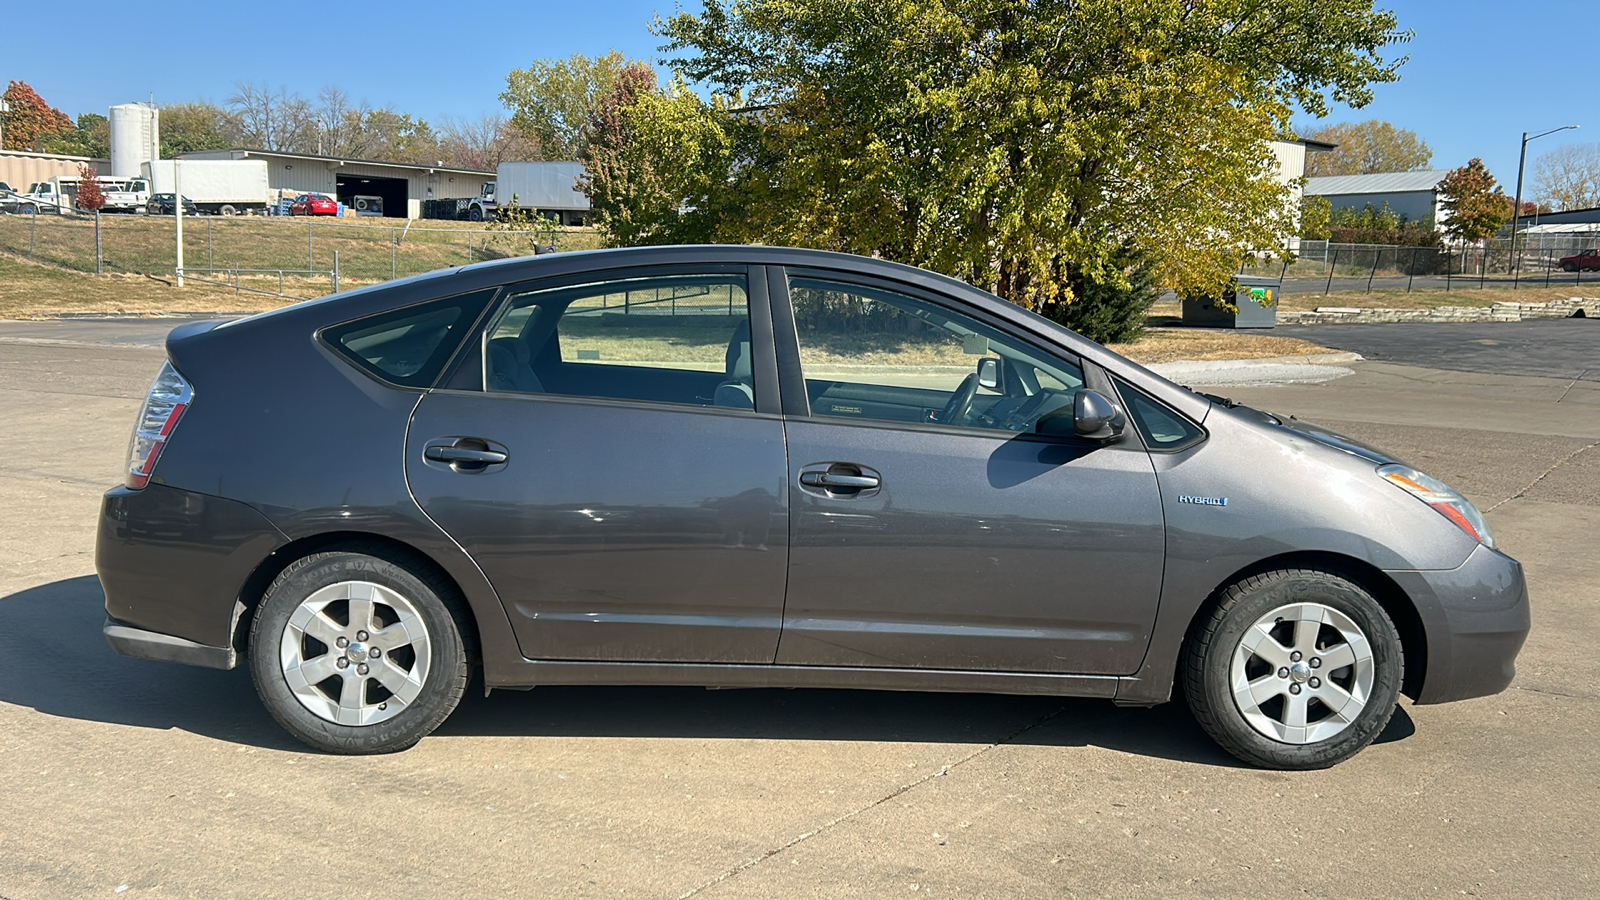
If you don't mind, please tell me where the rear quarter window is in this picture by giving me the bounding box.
[321,289,496,388]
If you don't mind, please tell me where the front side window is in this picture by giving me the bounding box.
[788,276,1085,433]
[480,272,757,410]
[1114,379,1205,451]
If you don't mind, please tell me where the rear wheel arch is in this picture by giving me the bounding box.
[232,532,481,667]
[1182,551,1427,701]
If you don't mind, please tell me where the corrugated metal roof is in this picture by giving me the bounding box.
[1305,170,1452,196]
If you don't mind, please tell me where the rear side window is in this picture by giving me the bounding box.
[323,289,495,388]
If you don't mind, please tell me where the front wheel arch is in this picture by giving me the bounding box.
[232,531,481,667]
[1181,551,1428,702]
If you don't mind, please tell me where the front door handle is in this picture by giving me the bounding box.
[425,446,508,465]
[798,462,882,498]
[799,471,879,489]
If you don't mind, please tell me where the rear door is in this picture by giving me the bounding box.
[770,270,1167,675]
[405,266,791,664]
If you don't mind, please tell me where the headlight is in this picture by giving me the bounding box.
[1377,464,1494,549]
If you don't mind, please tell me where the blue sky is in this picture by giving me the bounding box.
[9,0,1591,193]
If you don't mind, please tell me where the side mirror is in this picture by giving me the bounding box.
[1035,389,1126,442]
[977,357,1001,391]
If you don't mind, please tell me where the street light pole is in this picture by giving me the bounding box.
[1511,124,1579,275]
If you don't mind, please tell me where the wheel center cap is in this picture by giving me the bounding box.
[347,641,369,662]
[1289,662,1312,684]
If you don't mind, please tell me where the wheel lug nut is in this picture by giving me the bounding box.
[378,702,388,710]
[336,637,349,648]
[1309,677,1321,689]
[336,657,349,669]
[356,631,369,641]
[357,663,369,675]
[1310,657,1321,669]
[1277,667,1289,679]
[1290,651,1302,662]
[1289,683,1302,695]
[370,647,381,658]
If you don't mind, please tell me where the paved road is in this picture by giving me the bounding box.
[1277,317,1600,381]
[0,336,1598,897]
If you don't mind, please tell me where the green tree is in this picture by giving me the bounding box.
[579,67,736,246]
[502,51,644,159]
[632,0,1406,342]
[1438,158,1510,243]
[1300,195,1332,240]
[159,102,232,156]
[41,113,110,158]
[1303,120,1432,176]
[1,80,73,150]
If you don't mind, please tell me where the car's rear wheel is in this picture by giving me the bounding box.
[1182,568,1403,769]
[249,550,469,754]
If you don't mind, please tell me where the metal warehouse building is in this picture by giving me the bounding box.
[178,148,492,219]
[1305,170,1452,226]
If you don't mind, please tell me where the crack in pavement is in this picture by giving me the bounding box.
[676,705,1069,899]
[1556,369,1590,403]
[1484,440,1600,513]
[1512,684,1597,702]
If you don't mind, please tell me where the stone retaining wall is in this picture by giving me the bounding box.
[1277,297,1595,325]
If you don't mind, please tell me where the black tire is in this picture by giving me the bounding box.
[469,207,483,222]
[1561,262,1577,273]
[1182,568,1403,770]
[248,549,469,754]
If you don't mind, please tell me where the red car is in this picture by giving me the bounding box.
[1558,249,1600,272]
[289,193,338,216]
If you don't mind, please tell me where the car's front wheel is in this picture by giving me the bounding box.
[1182,568,1403,769]
[249,549,469,753]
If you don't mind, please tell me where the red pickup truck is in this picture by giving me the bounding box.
[1558,249,1600,272]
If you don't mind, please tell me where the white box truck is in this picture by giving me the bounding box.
[467,161,589,223]
[142,160,270,216]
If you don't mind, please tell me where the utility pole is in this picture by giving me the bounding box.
[175,159,184,287]
[1511,125,1579,275]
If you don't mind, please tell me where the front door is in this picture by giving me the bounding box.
[406,268,790,663]
[772,273,1166,675]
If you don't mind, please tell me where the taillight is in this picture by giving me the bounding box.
[125,361,192,489]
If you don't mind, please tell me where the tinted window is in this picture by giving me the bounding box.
[480,273,756,410]
[788,276,1084,433]
[323,289,495,388]
[1115,379,1205,450]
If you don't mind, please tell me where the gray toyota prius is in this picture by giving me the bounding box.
[97,245,1528,768]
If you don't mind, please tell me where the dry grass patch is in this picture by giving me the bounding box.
[1111,328,1334,364]
[0,255,288,318]
[1275,285,1592,311]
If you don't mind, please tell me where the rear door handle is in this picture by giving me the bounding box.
[422,437,509,473]
[425,446,508,464]
[799,472,879,489]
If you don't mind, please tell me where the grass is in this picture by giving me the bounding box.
[0,211,605,287]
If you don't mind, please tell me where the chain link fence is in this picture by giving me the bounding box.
[0,209,603,299]
[1242,236,1600,294]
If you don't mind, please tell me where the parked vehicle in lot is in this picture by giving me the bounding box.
[289,193,339,216]
[142,160,270,216]
[97,246,1529,768]
[467,161,587,223]
[1558,249,1599,272]
[93,177,151,213]
[146,193,199,216]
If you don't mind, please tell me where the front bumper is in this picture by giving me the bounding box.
[1388,543,1530,705]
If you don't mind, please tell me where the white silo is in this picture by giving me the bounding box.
[109,103,160,177]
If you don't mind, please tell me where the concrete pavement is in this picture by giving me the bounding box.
[0,338,1597,898]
